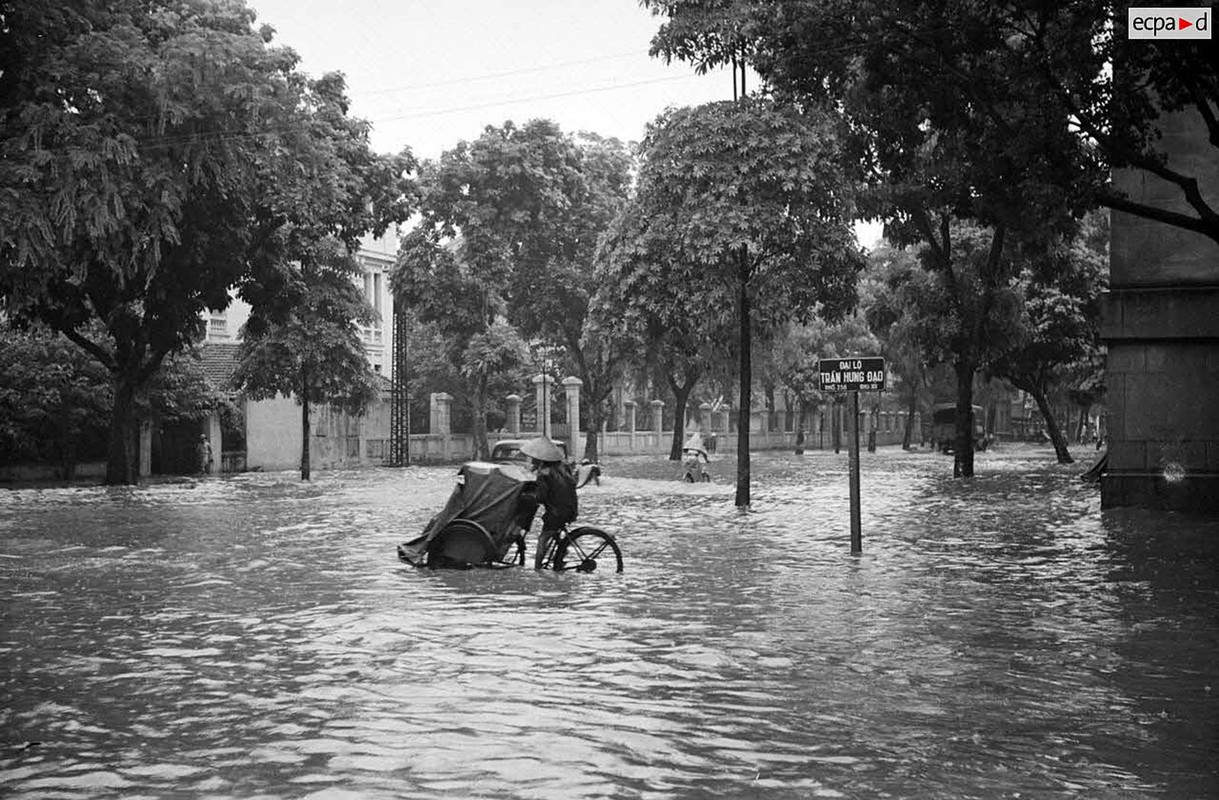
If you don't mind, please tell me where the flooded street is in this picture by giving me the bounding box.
[2,446,1217,799]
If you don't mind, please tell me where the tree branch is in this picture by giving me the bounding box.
[1099,189,1219,245]
[1034,54,1219,239]
[58,325,116,372]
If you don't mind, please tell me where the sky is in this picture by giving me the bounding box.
[245,0,881,246]
[246,0,735,160]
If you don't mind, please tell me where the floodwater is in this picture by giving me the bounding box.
[1,446,1216,799]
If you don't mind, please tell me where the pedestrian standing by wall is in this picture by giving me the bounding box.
[196,435,213,475]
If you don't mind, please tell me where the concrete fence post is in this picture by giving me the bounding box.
[532,374,554,437]
[561,376,582,460]
[505,394,521,434]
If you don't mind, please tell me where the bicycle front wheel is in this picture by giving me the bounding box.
[553,526,623,573]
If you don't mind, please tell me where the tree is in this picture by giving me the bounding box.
[988,213,1109,464]
[1,319,233,479]
[392,229,530,458]
[645,0,1217,244]
[402,122,632,461]
[647,1,1088,477]
[863,246,947,449]
[507,133,636,462]
[592,203,736,461]
[0,0,415,484]
[0,321,112,476]
[619,99,862,506]
[231,238,382,481]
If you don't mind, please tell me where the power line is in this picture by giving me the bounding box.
[136,72,708,151]
[373,73,703,124]
[349,49,648,96]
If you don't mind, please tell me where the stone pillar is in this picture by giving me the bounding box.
[430,392,452,435]
[624,400,637,450]
[1104,105,1219,511]
[718,406,732,434]
[533,374,554,437]
[206,413,221,474]
[651,399,665,444]
[561,376,582,460]
[699,402,712,431]
[139,421,152,478]
[505,394,521,434]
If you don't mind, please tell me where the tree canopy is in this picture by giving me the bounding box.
[0,0,415,483]
[609,99,863,504]
[395,120,633,460]
[231,238,383,481]
[646,0,1217,244]
[645,0,1115,477]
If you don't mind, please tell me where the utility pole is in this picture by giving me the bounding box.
[388,305,410,467]
[733,50,752,508]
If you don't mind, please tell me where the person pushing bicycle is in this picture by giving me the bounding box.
[515,435,579,569]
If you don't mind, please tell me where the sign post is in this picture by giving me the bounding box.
[818,357,886,554]
[848,389,861,553]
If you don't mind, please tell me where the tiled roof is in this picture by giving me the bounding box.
[200,342,241,389]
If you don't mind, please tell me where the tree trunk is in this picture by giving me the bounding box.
[584,404,603,463]
[472,375,489,460]
[104,373,140,485]
[736,247,751,508]
[953,360,976,478]
[1074,403,1090,442]
[300,370,312,481]
[667,378,697,461]
[1032,388,1074,464]
[832,400,842,453]
[59,404,79,481]
[902,391,917,450]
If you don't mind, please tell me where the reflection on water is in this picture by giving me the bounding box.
[2,447,1217,799]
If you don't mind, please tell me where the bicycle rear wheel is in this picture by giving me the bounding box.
[553,526,623,573]
[427,519,496,569]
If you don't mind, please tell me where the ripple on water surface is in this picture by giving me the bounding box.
[1,447,1217,799]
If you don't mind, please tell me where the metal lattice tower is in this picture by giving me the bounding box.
[388,307,410,466]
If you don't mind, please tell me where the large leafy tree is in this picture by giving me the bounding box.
[646,0,1217,244]
[593,203,736,461]
[646,0,1092,477]
[0,0,414,484]
[863,246,949,449]
[392,230,530,459]
[401,121,631,461]
[614,99,863,506]
[508,133,636,462]
[988,213,1109,464]
[1,320,232,479]
[231,239,382,481]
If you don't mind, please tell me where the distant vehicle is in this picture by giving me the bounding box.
[490,438,568,464]
[490,438,601,488]
[930,403,990,454]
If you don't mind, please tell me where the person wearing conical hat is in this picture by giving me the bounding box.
[682,432,707,459]
[681,431,709,482]
[517,435,578,569]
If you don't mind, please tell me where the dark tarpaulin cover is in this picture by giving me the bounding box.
[397,461,531,566]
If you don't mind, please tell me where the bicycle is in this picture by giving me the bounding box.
[398,460,623,573]
[682,452,711,483]
[500,525,624,573]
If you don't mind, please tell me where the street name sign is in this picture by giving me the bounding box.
[817,355,886,555]
[818,357,887,392]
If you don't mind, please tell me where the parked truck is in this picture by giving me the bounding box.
[929,403,990,454]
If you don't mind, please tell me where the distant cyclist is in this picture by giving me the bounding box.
[681,432,710,482]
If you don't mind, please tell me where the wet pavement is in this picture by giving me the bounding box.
[1,445,1217,799]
